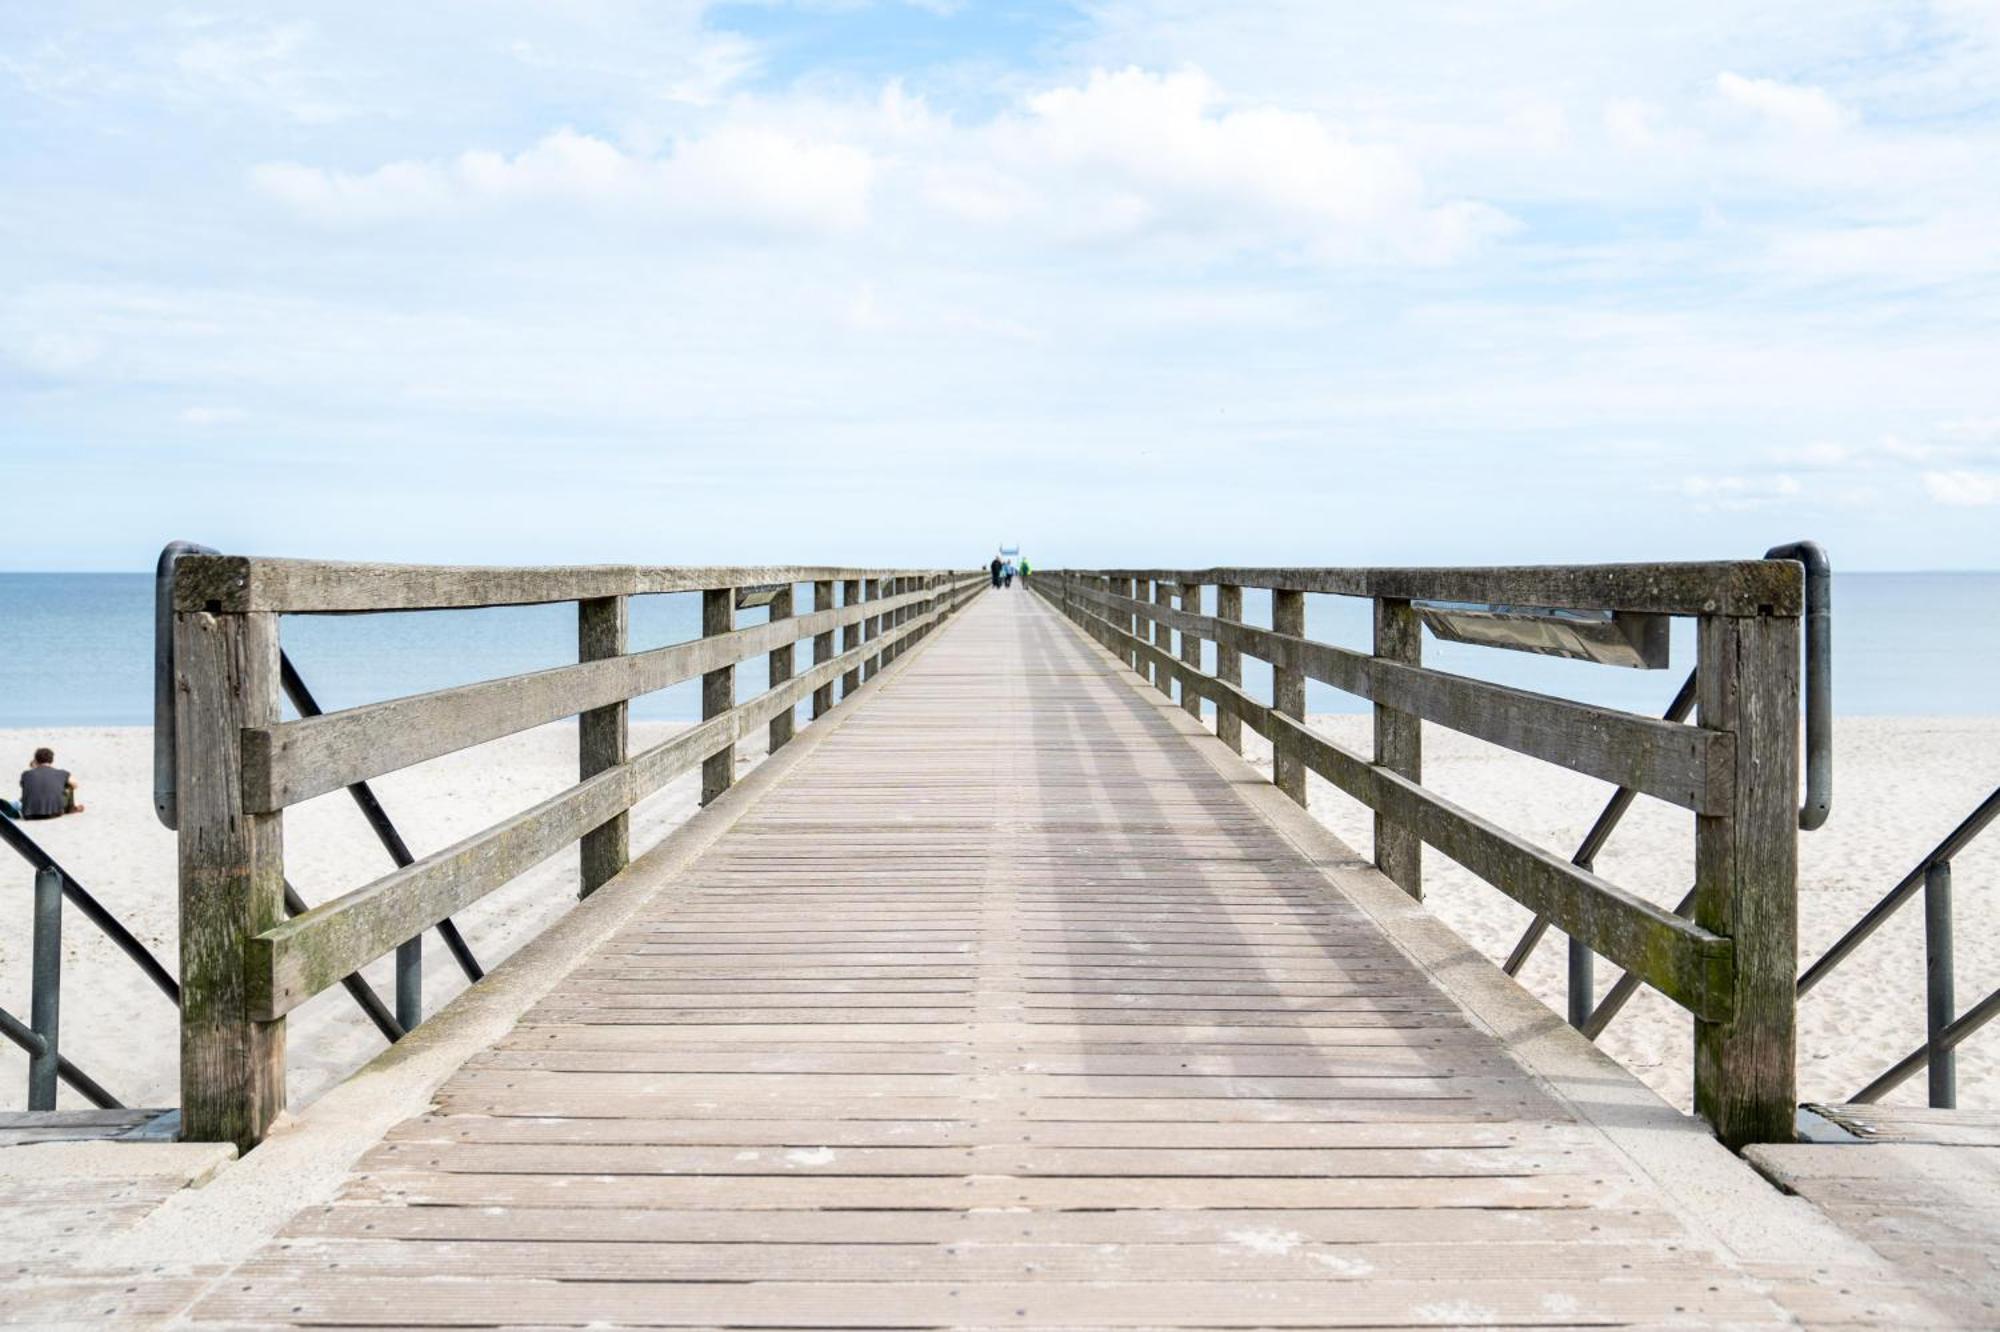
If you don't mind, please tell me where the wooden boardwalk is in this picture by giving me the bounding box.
[191,589,1937,1328]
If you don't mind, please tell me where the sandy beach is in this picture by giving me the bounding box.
[2,714,1993,1117]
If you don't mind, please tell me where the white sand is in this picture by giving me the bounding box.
[0,722,751,1113]
[2,716,1993,1117]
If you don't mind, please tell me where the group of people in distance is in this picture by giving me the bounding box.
[989,553,1030,588]
[2,748,82,822]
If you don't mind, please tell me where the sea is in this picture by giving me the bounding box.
[0,572,1994,728]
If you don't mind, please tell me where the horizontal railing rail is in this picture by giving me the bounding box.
[1037,557,1807,1148]
[165,553,985,1148]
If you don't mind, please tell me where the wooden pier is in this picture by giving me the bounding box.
[153,586,1949,1327]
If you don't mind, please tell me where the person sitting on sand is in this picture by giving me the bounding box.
[19,748,82,820]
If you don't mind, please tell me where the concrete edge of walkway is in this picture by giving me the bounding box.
[1033,593,1937,1299]
[103,596,980,1297]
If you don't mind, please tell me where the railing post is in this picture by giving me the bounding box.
[1179,583,1203,719]
[768,584,796,753]
[812,580,836,719]
[701,588,735,805]
[1272,589,1306,806]
[1152,581,1171,694]
[1373,596,1423,898]
[395,934,422,1034]
[863,578,884,681]
[841,579,863,697]
[1216,584,1243,753]
[1925,860,1956,1108]
[1128,576,1144,668]
[1693,607,1800,1148]
[177,605,286,1148]
[578,594,629,900]
[28,865,61,1111]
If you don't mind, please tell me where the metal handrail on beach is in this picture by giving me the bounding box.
[0,823,167,1109]
[1804,787,2000,1108]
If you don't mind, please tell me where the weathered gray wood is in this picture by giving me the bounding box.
[1055,604,1733,1018]
[1694,610,1800,1148]
[175,609,286,1149]
[1272,588,1306,806]
[173,556,956,614]
[240,587,937,811]
[811,580,835,719]
[702,589,735,806]
[1083,561,1802,617]
[862,579,883,681]
[1179,583,1203,719]
[1125,578,1141,671]
[1152,580,1171,694]
[840,579,862,697]
[1061,579,1728,813]
[1215,584,1243,753]
[767,585,796,754]
[248,603,955,1020]
[1374,597,1422,899]
[577,595,628,900]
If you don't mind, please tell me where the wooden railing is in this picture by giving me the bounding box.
[1034,561,1804,1148]
[167,557,984,1148]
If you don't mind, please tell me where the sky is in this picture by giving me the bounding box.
[3,2,1998,571]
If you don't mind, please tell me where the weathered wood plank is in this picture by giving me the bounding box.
[1693,610,1800,1148]
[174,555,964,613]
[241,585,938,810]
[247,605,954,1018]
[1063,579,1730,813]
[1082,560,1802,616]
[811,579,835,718]
[1272,587,1306,806]
[1215,583,1243,753]
[1374,595,1422,899]
[577,594,628,899]
[766,584,796,753]
[175,608,286,1149]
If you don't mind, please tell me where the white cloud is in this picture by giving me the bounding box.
[1716,71,1850,134]
[253,127,876,232]
[1680,473,1804,509]
[1923,471,2000,507]
[934,67,1513,263]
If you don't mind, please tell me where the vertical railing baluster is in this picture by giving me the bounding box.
[1152,581,1171,694]
[768,585,796,753]
[701,587,736,805]
[1693,605,1800,1149]
[28,865,61,1111]
[1567,938,1593,1030]
[1216,584,1243,754]
[1374,596,1422,899]
[395,935,422,1034]
[1272,589,1306,806]
[841,579,863,698]
[177,604,286,1149]
[812,580,836,719]
[1180,583,1203,719]
[1926,859,1956,1108]
[578,594,629,900]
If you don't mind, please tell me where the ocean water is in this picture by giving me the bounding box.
[0,572,1994,728]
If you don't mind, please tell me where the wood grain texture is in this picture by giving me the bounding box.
[701,587,735,806]
[577,595,629,900]
[1062,578,1729,813]
[811,580,835,719]
[1215,583,1243,753]
[1077,560,1802,616]
[766,585,796,754]
[1694,610,1801,1149]
[195,589,1835,1330]
[242,585,939,811]
[1272,588,1306,806]
[174,555,965,614]
[175,609,286,1149]
[1049,582,1734,1019]
[1373,596,1422,899]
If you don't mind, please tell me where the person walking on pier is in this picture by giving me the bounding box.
[989,555,1004,589]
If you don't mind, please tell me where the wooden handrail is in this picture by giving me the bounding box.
[170,558,985,1149]
[1040,561,1800,1149]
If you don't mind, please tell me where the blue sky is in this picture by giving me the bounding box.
[3,1,1997,570]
